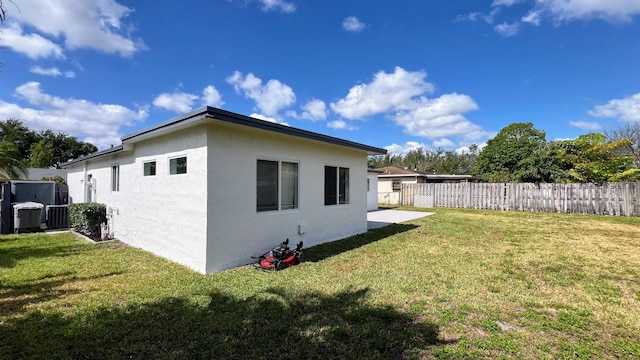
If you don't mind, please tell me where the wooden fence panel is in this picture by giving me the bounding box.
[400,182,640,217]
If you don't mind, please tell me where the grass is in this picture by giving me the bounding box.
[1,208,639,359]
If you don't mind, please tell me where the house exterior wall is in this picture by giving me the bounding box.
[66,125,209,273]
[367,172,379,211]
[205,122,369,273]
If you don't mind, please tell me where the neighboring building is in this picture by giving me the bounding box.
[367,169,382,211]
[25,168,68,182]
[62,107,386,273]
[376,166,477,206]
[0,168,67,181]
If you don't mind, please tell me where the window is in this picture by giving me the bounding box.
[325,166,349,205]
[144,161,156,176]
[392,179,402,191]
[111,165,120,192]
[257,160,298,212]
[170,156,187,175]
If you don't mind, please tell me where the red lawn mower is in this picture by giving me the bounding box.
[254,239,306,271]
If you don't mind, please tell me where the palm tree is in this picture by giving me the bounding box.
[0,141,27,179]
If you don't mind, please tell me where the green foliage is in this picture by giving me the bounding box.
[0,118,97,167]
[29,140,56,168]
[68,203,107,239]
[475,122,639,183]
[41,176,67,185]
[368,145,480,174]
[557,133,636,183]
[475,122,547,182]
[0,141,27,179]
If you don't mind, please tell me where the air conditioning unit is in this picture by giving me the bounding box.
[46,205,70,229]
[13,202,44,233]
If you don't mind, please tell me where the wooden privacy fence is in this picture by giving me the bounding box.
[401,182,640,217]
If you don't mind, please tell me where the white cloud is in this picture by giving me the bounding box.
[495,22,521,36]
[30,66,76,78]
[522,10,543,25]
[534,0,640,23]
[226,71,296,118]
[588,93,640,123]
[0,23,64,59]
[454,8,501,24]
[153,85,224,113]
[333,67,486,145]
[202,86,224,108]
[258,0,296,13]
[384,141,429,155]
[331,67,434,119]
[250,113,290,126]
[152,92,199,113]
[343,16,365,32]
[6,0,144,57]
[392,93,481,139]
[327,120,358,130]
[569,120,603,130]
[287,99,327,121]
[492,0,522,6]
[433,138,455,148]
[0,82,147,149]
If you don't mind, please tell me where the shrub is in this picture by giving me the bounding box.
[69,203,107,239]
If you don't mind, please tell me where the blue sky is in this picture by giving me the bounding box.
[1,0,639,154]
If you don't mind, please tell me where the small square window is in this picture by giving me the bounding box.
[170,157,187,175]
[144,161,156,176]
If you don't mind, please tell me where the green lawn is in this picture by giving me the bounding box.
[1,208,639,359]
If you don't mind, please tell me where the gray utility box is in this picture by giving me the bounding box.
[13,202,44,233]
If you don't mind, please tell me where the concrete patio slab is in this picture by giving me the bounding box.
[367,209,435,230]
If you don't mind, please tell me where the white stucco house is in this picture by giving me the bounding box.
[62,107,386,273]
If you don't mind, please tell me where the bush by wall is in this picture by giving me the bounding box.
[69,203,107,239]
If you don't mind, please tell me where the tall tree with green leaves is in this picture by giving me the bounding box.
[0,119,98,167]
[474,122,547,182]
[0,142,27,179]
[29,139,56,168]
[558,133,638,183]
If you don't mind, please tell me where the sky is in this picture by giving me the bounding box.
[1,0,639,154]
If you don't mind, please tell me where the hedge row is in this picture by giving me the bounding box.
[68,203,107,239]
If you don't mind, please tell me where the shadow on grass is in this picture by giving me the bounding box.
[0,287,449,359]
[0,235,87,268]
[304,223,418,262]
[1,272,125,317]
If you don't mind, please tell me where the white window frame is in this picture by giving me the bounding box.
[111,164,120,192]
[169,155,187,175]
[143,160,157,177]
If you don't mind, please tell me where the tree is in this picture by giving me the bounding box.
[29,139,56,168]
[558,133,638,183]
[606,123,640,167]
[474,122,547,182]
[0,119,98,167]
[0,118,39,159]
[0,141,27,179]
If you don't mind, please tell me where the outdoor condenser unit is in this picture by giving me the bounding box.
[46,205,70,229]
[13,202,44,233]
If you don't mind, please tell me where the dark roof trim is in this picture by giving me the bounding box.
[61,145,124,167]
[124,107,387,155]
[61,107,387,167]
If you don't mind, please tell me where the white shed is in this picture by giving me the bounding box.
[63,107,386,273]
